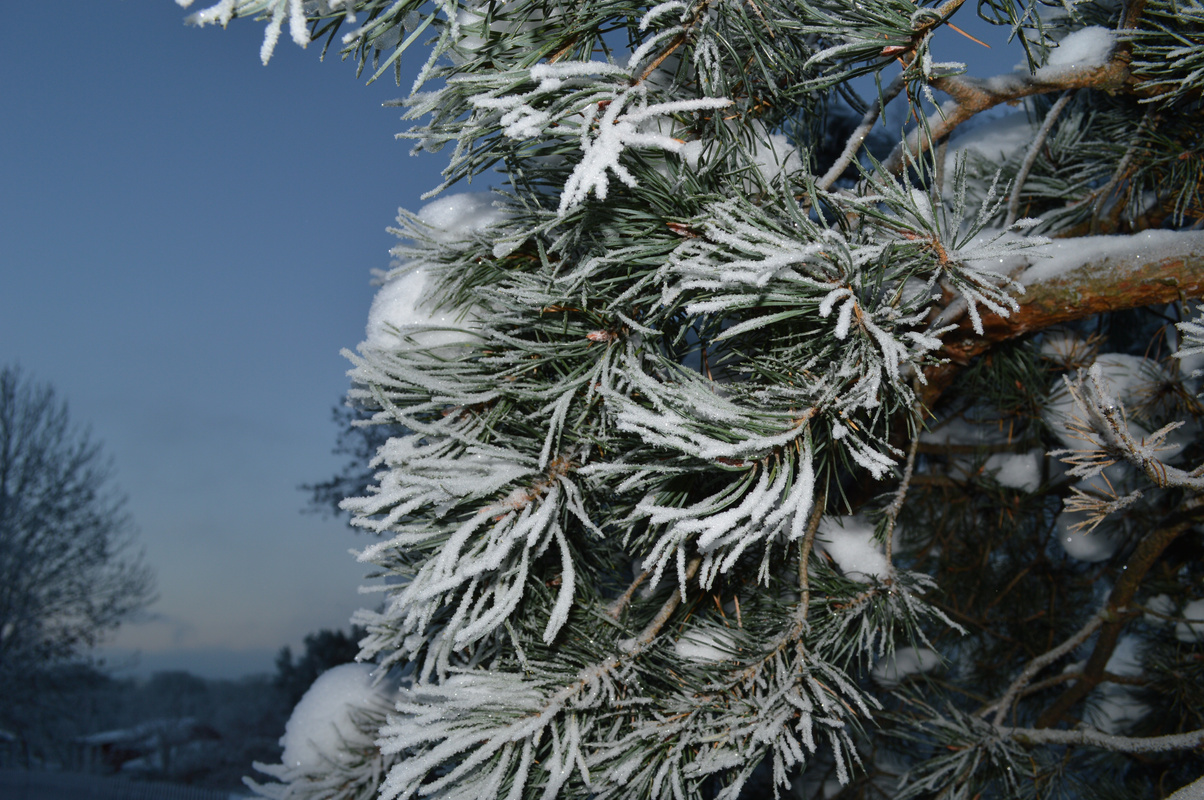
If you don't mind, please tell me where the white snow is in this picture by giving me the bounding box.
[675,628,740,662]
[1168,775,1204,800]
[944,112,1035,175]
[1175,598,1204,643]
[365,267,480,350]
[871,646,941,688]
[983,450,1043,492]
[815,516,890,582]
[416,193,510,242]
[745,121,803,186]
[1034,27,1115,81]
[1053,509,1125,562]
[1019,230,1204,287]
[1043,353,1168,449]
[1088,635,1147,734]
[364,193,511,351]
[662,119,800,189]
[1039,330,1093,367]
[1144,593,1175,624]
[279,663,397,773]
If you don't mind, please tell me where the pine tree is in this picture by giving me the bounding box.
[177,0,1204,797]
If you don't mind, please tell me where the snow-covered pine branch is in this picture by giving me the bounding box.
[185,0,1204,797]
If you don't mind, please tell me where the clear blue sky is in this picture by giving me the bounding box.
[0,0,452,679]
[1,1,1020,680]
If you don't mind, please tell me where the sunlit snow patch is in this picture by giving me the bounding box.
[1034,27,1115,81]
[364,193,513,350]
[365,267,481,350]
[416,193,511,243]
[943,112,1035,177]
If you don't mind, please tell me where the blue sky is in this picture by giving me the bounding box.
[1,0,453,679]
[1,1,1021,680]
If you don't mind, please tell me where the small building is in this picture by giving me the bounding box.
[71,718,220,775]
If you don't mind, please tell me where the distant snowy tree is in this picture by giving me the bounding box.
[179,0,1204,797]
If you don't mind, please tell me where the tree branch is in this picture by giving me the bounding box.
[1000,724,1204,753]
[1035,514,1198,728]
[883,57,1134,175]
[923,231,1204,408]
[981,608,1106,725]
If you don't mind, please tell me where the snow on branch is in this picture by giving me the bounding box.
[468,61,730,215]
[179,0,333,64]
[927,230,1204,405]
[1176,304,1204,390]
[1049,363,1204,492]
[882,46,1133,175]
[999,724,1204,752]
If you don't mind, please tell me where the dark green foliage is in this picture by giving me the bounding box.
[274,626,368,707]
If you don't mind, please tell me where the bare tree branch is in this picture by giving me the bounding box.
[1000,724,1204,753]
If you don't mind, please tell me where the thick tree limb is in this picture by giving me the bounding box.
[923,231,1204,408]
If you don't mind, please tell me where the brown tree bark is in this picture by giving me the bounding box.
[922,234,1204,408]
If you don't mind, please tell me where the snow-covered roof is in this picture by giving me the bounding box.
[75,717,217,747]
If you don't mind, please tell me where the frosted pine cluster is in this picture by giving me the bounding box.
[180,0,1204,797]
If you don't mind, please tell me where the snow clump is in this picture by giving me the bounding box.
[1034,26,1115,81]
[1144,593,1176,624]
[871,647,942,688]
[365,268,481,351]
[675,628,740,663]
[1176,598,1204,643]
[1043,353,1167,449]
[415,193,511,243]
[983,450,1043,492]
[1087,635,1148,734]
[815,516,890,582]
[1053,510,1126,562]
[279,663,397,774]
[364,194,512,351]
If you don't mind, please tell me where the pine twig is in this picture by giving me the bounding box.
[799,485,827,623]
[999,725,1204,752]
[1005,90,1074,228]
[631,557,702,647]
[982,608,1106,725]
[883,58,1134,176]
[606,569,650,620]
[883,402,923,568]
[817,73,906,191]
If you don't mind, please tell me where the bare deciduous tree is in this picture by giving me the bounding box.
[0,365,155,688]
